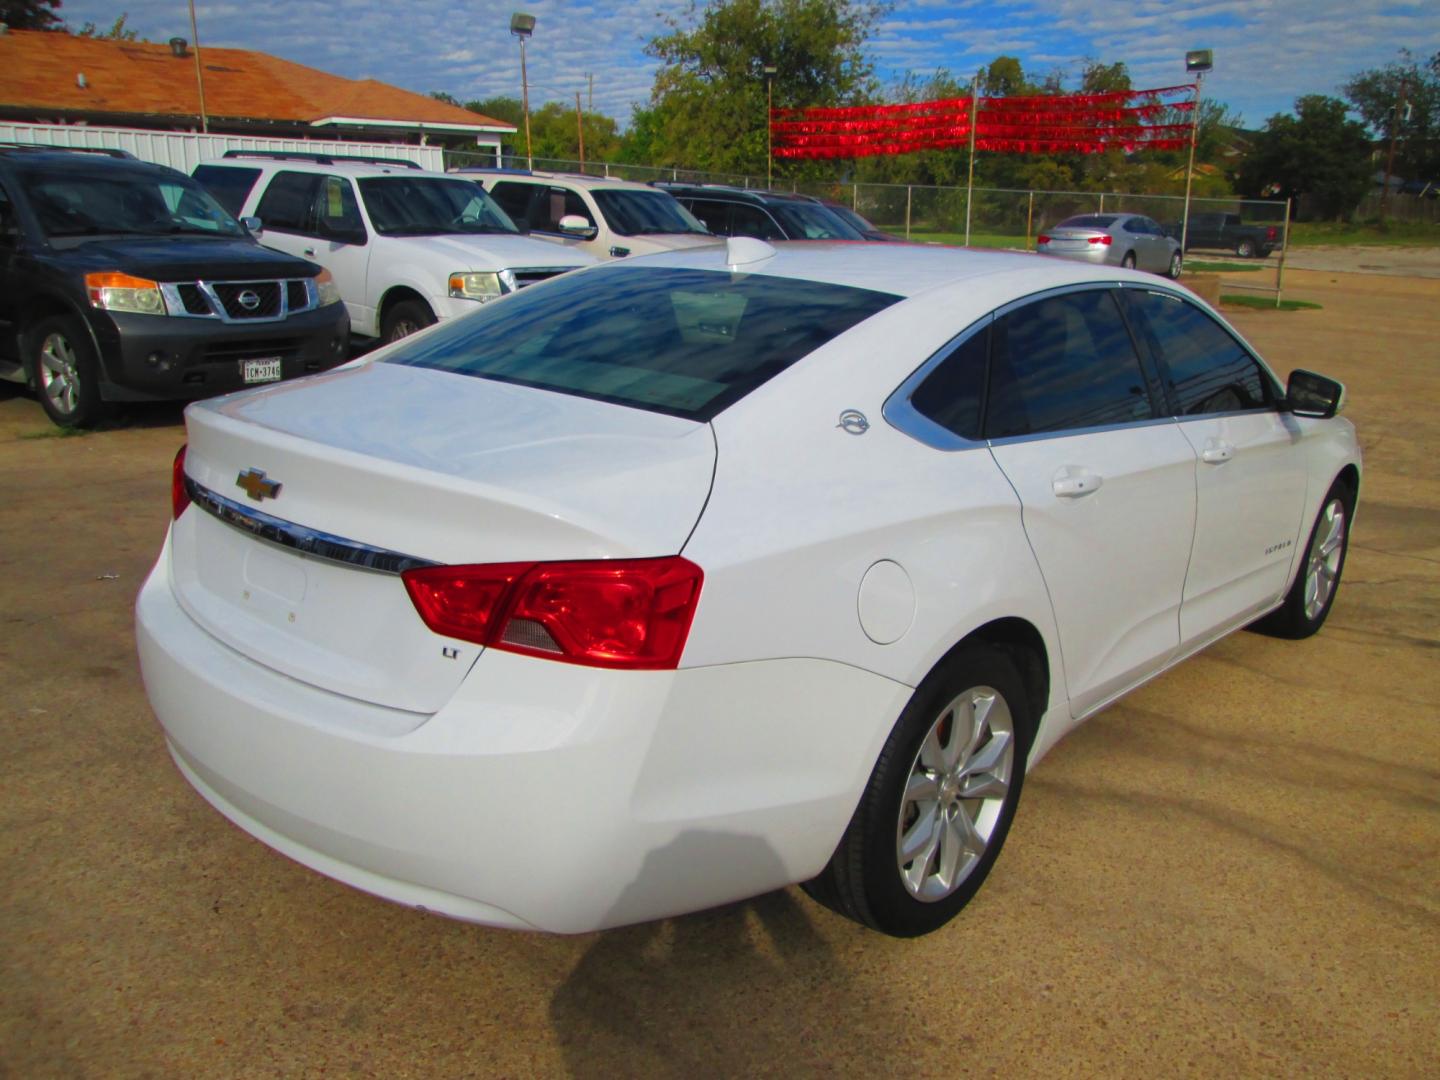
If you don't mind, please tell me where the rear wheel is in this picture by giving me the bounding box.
[802,643,1031,937]
[1121,251,1137,269]
[32,315,105,428]
[381,299,436,344]
[1236,238,1256,258]
[1253,479,1354,639]
[1166,249,1183,279]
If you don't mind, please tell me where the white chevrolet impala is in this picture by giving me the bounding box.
[137,238,1360,937]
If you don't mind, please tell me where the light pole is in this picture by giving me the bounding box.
[510,13,536,170]
[763,64,777,187]
[1180,49,1213,259]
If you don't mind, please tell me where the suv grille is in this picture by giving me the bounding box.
[176,284,213,315]
[286,280,310,310]
[213,281,282,319]
[199,338,304,364]
[511,268,569,289]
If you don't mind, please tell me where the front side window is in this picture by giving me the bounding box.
[1119,290,1275,415]
[728,204,784,240]
[684,199,734,236]
[386,266,899,421]
[985,289,1155,438]
[192,165,261,218]
[254,171,321,233]
[591,189,707,237]
[486,181,536,223]
[21,166,245,242]
[313,175,365,244]
[358,176,516,237]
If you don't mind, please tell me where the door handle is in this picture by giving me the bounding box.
[303,247,316,256]
[1052,470,1103,498]
[1201,442,1234,465]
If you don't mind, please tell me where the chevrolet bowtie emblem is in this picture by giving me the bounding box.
[236,468,281,501]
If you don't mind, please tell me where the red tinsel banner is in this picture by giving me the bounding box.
[772,84,1197,159]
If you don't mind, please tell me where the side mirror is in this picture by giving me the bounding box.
[558,214,599,241]
[1284,369,1345,419]
[240,216,263,238]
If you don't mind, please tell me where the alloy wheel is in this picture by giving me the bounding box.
[1303,498,1346,620]
[39,332,81,417]
[896,686,1015,902]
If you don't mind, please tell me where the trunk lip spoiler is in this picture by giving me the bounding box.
[184,476,438,577]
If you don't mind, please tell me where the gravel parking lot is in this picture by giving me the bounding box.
[2,266,1436,1078]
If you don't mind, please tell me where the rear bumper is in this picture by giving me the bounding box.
[136,536,908,932]
[91,304,350,402]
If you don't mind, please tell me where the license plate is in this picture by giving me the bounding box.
[241,357,283,384]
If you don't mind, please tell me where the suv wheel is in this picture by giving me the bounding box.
[32,315,105,428]
[1236,238,1256,258]
[381,299,436,344]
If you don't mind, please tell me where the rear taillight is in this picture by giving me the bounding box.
[1266,226,1277,240]
[402,556,704,670]
[171,444,190,519]
[1088,235,1112,245]
[1036,234,1051,244]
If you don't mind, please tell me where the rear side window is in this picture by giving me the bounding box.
[386,266,899,421]
[985,289,1155,438]
[683,199,732,235]
[255,171,320,233]
[1120,290,1274,415]
[910,325,988,440]
[193,165,260,217]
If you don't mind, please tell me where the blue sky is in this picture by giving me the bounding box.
[56,0,1440,132]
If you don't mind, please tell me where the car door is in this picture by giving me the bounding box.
[0,181,19,365]
[307,175,370,329]
[983,287,1198,718]
[1118,288,1307,645]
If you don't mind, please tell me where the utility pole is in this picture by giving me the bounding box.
[587,73,593,114]
[575,92,586,168]
[510,13,536,171]
[187,0,209,134]
[1180,73,1204,257]
[1381,80,1408,220]
[763,64,777,187]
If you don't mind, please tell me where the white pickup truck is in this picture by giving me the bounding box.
[194,152,596,342]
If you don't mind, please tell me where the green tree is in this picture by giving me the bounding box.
[1343,50,1440,181]
[1238,95,1372,219]
[981,56,1028,98]
[72,12,138,39]
[641,0,888,176]
[1080,60,1131,94]
[0,0,62,29]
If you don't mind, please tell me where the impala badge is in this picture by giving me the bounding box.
[236,468,281,501]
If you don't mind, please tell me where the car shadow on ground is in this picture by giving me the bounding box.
[548,830,912,1077]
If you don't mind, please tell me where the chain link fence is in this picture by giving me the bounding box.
[445,150,1294,303]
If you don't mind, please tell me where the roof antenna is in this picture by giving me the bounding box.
[726,236,777,269]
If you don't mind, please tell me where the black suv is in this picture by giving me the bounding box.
[655,184,866,242]
[0,147,349,427]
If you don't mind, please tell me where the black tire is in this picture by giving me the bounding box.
[1252,478,1354,639]
[30,314,106,428]
[381,298,436,344]
[1236,238,1256,258]
[802,643,1033,937]
[1121,250,1137,269]
[1166,249,1183,279]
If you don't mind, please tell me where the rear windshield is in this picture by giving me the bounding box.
[1057,215,1117,229]
[385,266,899,421]
[592,189,708,237]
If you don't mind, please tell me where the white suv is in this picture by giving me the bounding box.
[468,170,716,260]
[193,153,597,342]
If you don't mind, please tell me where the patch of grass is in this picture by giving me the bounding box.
[1287,220,1440,247]
[1185,260,1265,273]
[17,426,90,439]
[1221,294,1322,311]
[904,230,1029,250]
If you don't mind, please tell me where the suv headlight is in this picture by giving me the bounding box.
[314,269,342,307]
[449,271,505,302]
[85,272,167,315]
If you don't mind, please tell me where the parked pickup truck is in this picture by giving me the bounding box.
[1164,212,1283,258]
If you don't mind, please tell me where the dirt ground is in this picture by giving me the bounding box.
[2,267,1437,1078]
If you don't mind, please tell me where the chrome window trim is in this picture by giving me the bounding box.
[185,477,436,576]
[160,277,316,323]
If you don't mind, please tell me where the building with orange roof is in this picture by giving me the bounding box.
[0,28,513,154]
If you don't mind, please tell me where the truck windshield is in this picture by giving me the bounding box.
[358,177,519,237]
[385,266,899,421]
[22,168,245,240]
[591,190,709,237]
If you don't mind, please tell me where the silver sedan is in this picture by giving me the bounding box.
[1037,214,1182,277]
